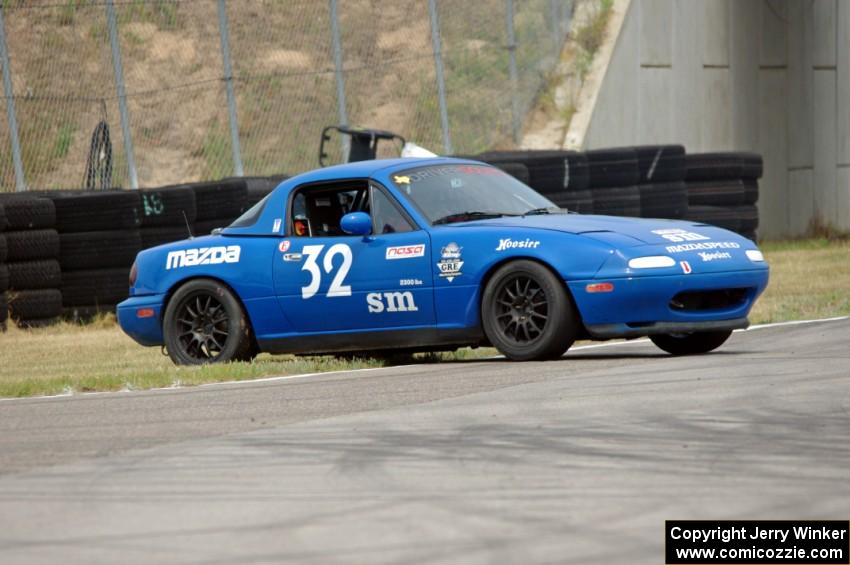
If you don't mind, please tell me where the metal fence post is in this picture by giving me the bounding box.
[217,0,243,177]
[329,0,349,157]
[106,0,138,189]
[506,0,520,144]
[427,0,452,155]
[0,7,25,192]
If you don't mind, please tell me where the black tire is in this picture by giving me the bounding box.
[0,196,56,230]
[0,264,8,292]
[139,185,198,227]
[5,229,60,261]
[743,179,759,204]
[242,175,288,209]
[549,189,593,214]
[0,202,5,232]
[192,179,248,221]
[60,268,130,307]
[591,186,641,217]
[15,316,60,329]
[477,150,590,192]
[481,260,578,361]
[739,229,758,242]
[684,205,742,232]
[0,233,6,263]
[163,278,256,365]
[585,147,640,188]
[633,145,686,183]
[7,288,63,321]
[493,162,530,185]
[141,226,190,250]
[685,152,763,181]
[48,190,142,231]
[687,179,746,207]
[7,260,61,290]
[650,330,733,355]
[60,229,141,270]
[638,182,688,219]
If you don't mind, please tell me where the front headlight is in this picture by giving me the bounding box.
[746,249,764,262]
[628,256,676,269]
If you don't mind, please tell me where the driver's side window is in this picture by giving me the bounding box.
[290,183,368,237]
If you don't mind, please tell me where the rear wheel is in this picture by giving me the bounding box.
[650,330,732,355]
[482,260,578,361]
[163,279,256,365]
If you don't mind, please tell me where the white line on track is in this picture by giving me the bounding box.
[4,315,847,403]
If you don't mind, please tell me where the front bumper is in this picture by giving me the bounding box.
[116,294,165,346]
[567,268,768,338]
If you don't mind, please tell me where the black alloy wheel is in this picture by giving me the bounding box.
[482,260,578,361]
[163,278,256,365]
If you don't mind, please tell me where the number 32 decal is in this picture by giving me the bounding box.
[301,244,353,299]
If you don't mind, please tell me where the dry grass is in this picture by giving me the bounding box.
[0,238,847,398]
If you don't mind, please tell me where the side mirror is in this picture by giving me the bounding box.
[340,212,372,236]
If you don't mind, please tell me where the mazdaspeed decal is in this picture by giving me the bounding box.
[666,241,740,253]
[386,244,426,260]
[496,238,540,251]
[165,246,240,270]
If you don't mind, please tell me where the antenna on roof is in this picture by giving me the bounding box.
[182,210,194,240]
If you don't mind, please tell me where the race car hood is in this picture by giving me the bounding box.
[460,214,738,246]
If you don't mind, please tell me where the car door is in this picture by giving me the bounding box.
[273,181,434,334]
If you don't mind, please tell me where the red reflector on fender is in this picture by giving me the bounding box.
[585,282,614,293]
[137,308,155,318]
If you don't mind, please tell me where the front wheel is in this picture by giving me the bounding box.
[650,329,733,356]
[481,260,578,361]
[163,278,257,365]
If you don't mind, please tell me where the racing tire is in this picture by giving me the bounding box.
[482,260,578,361]
[0,202,5,232]
[0,196,56,230]
[5,229,60,261]
[48,191,142,231]
[7,260,61,290]
[686,179,746,207]
[638,182,688,219]
[0,264,8,292]
[0,233,6,263]
[650,330,733,355]
[743,179,759,205]
[8,288,63,321]
[634,145,686,183]
[163,278,256,365]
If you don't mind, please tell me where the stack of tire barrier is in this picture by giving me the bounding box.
[0,195,62,327]
[48,191,142,319]
[684,152,762,241]
[241,175,289,210]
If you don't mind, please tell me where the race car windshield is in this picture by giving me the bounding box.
[389,164,557,225]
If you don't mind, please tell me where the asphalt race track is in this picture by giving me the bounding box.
[0,318,848,564]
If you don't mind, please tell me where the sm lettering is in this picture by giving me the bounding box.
[166,246,241,270]
[366,291,419,313]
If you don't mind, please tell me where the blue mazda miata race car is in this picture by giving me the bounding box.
[117,157,769,365]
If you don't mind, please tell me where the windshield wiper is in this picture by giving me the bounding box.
[432,211,518,225]
[522,206,560,217]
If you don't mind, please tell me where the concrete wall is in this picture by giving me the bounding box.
[582,0,850,238]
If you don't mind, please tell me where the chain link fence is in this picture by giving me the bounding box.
[0,0,572,191]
